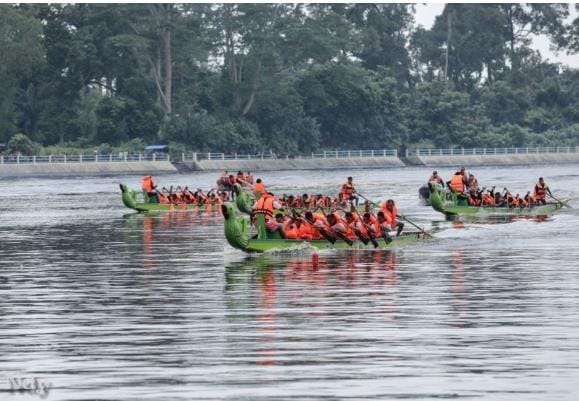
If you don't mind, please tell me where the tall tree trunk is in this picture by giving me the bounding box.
[163,26,172,116]
[445,11,452,81]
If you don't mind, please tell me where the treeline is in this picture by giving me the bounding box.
[1,3,579,155]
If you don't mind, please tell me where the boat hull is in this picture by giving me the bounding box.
[244,232,426,253]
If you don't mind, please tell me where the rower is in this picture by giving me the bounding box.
[266,213,286,238]
[376,211,393,244]
[533,177,552,205]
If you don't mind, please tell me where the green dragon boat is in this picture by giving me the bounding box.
[428,183,565,217]
[120,184,221,212]
[222,203,428,253]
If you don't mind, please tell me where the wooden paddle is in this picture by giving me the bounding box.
[399,214,432,238]
[547,193,572,208]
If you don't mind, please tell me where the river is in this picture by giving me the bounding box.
[1,165,578,400]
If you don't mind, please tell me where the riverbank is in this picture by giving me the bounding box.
[3,147,579,177]
[0,160,177,177]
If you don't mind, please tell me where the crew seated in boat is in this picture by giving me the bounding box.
[304,211,328,240]
[467,189,482,206]
[376,212,393,243]
[266,213,286,238]
[326,212,356,240]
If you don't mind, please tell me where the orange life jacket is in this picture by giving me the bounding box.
[255,194,276,219]
[469,195,481,206]
[380,202,398,230]
[141,176,154,192]
[450,174,464,192]
[483,193,495,206]
[283,220,299,239]
[341,182,355,199]
[534,183,547,200]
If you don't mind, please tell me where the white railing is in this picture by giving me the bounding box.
[183,149,398,162]
[0,153,170,164]
[412,146,579,157]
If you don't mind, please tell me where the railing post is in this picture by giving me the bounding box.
[17,154,20,164]
[462,148,464,155]
[0,155,3,164]
[124,152,127,161]
[152,153,156,162]
[371,150,374,158]
[33,155,36,164]
[428,149,432,156]
[221,153,224,161]
[483,148,486,155]
[108,153,112,162]
[49,155,52,163]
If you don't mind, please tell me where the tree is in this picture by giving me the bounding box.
[0,5,44,142]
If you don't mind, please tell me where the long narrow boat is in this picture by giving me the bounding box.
[222,203,428,253]
[428,183,564,217]
[120,184,221,212]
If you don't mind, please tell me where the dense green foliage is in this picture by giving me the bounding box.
[1,3,579,153]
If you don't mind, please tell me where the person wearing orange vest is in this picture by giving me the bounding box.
[254,178,266,198]
[533,177,552,205]
[482,191,495,207]
[428,171,444,186]
[468,175,479,191]
[266,213,286,238]
[283,218,299,239]
[141,175,156,192]
[253,192,283,221]
[326,213,354,245]
[448,171,466,193]
[340,177,359,207]
[380,199,404,236]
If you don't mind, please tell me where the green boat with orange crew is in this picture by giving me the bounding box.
[428,183,566,217]
[221,203,429,253]
[120,184,222,212]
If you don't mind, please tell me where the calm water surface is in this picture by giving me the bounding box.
[1,166,579,400]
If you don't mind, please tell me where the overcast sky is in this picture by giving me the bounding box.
[414,3,579,69]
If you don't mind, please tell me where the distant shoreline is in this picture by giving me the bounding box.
[2,152,579,177]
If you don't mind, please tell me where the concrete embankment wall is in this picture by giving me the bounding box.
[417,153,579,167]
[0,161,177,177]
[181,157,405,172]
